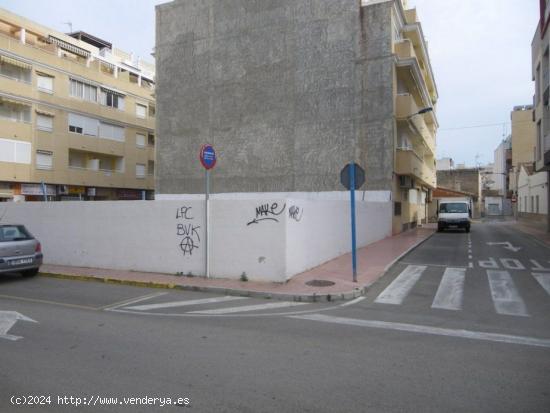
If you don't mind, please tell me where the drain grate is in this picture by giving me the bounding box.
[305,279,335,287]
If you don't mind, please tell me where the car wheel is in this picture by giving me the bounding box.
[21,268,39,277]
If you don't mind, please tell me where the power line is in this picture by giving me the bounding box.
[439,118,535,132]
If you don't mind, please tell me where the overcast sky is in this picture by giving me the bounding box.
[0,0,541,167]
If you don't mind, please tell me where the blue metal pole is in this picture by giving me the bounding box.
[350,163,357,282]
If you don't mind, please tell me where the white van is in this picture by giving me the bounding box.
[437,198,472,233]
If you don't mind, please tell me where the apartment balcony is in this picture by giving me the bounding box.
[403,9,418,24]
[67,165,125,187]
[396,148,436,188]
[395,36,437,109]
[0,116,32,140]
[395,94,435,155]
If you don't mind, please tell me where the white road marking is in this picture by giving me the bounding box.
[479,257,499,269]
[468,262,474,268]
[431,268,466,311]
[500,258,525,270]
[487,270,529,317]
[188,301,308,314]
[468,255,473,259]
[0,311,37,341]
[340,296,366,307]
[530,260,550,271]
[375,265,426,305]
[532,273,550,296]
[102,292,168,310]
[486,242,522,252]
[289,314,550,349]
[125,296,248,311]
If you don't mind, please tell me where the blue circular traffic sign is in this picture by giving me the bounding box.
[199,144,217,170]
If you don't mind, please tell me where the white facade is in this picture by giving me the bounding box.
[517,166,548,215]
[1,197,392,283]
[436,157,454,171]
[493,137,511,195]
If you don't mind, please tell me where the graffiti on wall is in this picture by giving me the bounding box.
[247,203,286,226]
[288,205,304,222]
[176,206,200,256]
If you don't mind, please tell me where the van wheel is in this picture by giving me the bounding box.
[21,268,39,277]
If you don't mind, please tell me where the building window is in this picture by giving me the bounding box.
[136,163,146,178]
[36,113,53,132]
[148,160,154,176]
[394,202,402,216]
[148,133,155,146]
[36,73,54,93]
[148,104,155,117]
[0,100,31,123]
[524,196,527,212]
[70,78,97,102]
[531,196,534,213]
[68,113,98,136]
[136,133,146,148]
[136,103,147,118]
[99,122,125,142]
[0,138,31,164]
[36,150,53,170]
[100,88,125,110]
[0,55,32,83]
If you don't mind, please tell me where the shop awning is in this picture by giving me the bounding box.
[0,54,32,70]
[35,108,55,116]
[48,35,91,58]
[100,85,126,97]
[0,96,31,107]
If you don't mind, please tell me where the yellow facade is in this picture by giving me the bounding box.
[392,2,439,234]
[510,106,536,194]
[0,8,155,201]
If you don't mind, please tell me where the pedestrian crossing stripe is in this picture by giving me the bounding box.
[431,268,465,311]
[374,265,549,317]
[374,265,426,305]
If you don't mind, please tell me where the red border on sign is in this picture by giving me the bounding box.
[199,144,217,170]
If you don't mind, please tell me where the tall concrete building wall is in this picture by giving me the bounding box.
[156,0,438,234]
[156,0,371,194]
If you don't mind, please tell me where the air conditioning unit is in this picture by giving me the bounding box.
[399,175,414,188]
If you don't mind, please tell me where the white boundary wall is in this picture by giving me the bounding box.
[1,196,391,282]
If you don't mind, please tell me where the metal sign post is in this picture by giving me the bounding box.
[340,163,365,283]
[199,144,217,278]
[350,163,357,282]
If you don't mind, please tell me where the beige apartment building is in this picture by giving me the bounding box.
[510,105,535,195]
[392,3,438,232]
[0,8,155,201]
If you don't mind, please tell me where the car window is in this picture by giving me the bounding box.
[439,203,468,213]
[0,226,32,242]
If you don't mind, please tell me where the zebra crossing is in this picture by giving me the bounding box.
[373,264,550,317]
[106,292,310,316]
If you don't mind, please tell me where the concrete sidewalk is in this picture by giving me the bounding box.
[39,225,436,302]
[510,220,550,246]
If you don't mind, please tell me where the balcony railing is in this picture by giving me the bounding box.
[396,148,436,188]
[395,94,435,155]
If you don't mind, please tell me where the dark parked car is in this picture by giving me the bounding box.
[0,224,42,277]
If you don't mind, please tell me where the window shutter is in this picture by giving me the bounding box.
[136,133,146,147]
[36,151,53,169]
[36,114,53,131]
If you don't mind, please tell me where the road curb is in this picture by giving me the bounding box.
[38,271,364,303]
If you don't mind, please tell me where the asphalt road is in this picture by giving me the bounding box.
[1,220,549,412]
